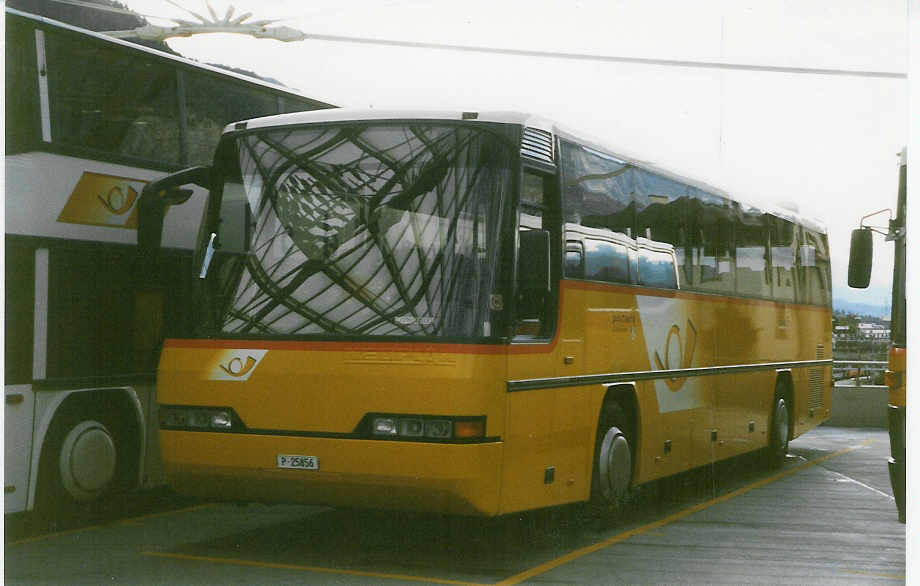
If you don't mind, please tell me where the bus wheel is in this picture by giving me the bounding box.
[37,408,120,518]
[590,402,634,518]
[765,395,790,468]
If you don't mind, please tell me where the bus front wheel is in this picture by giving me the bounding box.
[37,406,122,520]
[590,402,634,517]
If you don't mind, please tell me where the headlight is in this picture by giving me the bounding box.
[160,405,241,431]
[368,414,486,441]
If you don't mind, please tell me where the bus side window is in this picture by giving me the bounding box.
[639,248,678,289]
[565,241,584,278]
[770,217,798,303]
[736,210,769,298]
[584,238,629,284]
[801,229,831,306]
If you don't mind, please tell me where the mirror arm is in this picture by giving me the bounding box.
[858,208,892,236]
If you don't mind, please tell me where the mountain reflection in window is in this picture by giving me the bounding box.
[210,124,512,338]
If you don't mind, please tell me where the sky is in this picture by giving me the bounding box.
[121,0,909,311]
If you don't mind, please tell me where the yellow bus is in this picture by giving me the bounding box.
[141,110,833,516]
[847,148,906,522]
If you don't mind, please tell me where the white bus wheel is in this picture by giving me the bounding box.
[38,409,122,516]
[57,419,118,502]
[765,395,790,468]
[590,402,634,518]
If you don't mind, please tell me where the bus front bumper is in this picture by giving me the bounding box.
[160,431,503,516]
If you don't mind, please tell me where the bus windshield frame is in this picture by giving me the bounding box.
[192,121,518,342]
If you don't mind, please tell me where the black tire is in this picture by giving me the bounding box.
[765,394,790,469]
[36,403,126,521]
[589,402,635,519]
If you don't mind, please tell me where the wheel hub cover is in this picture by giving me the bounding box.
[598,426,631,503]
[59,420,117,501]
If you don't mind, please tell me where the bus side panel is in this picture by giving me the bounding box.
[713,300,777,460]
[790,305,833,438]
[501,283,596,514]
[4,385,36,513]
[501,386,594,513]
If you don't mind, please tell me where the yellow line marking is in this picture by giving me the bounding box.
[496,443,865,586]
[142,551,487,585]
[844,569,905,580]
[6,503,213,547]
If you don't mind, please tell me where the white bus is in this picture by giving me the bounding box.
[4,7,333,517]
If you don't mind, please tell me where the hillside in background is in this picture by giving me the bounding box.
[8,0,284,85]
[833,297,890,319]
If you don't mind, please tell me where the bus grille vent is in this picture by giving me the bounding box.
[808,345,826,410]
[521,127,555,165]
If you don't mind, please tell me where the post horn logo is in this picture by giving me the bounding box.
[208,349,268,381]
[220,355,258,377]
[653,319,697,392]
[58,171,146,229]
[97,185,138,215]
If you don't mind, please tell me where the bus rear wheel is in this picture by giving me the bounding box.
[765,395,790,468]
[589,402,634,518]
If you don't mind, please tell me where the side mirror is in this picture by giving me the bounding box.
[136,166,210,285]
[518,229,551,293]
[847,228,873,288]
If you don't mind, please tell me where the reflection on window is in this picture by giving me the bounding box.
[46,31,180,164]
[639,248,677,289]
[771,218,798,303]
[585,239,629,284]
[561,141,633,235]
[184,75,281,166]
[207,124,511,339]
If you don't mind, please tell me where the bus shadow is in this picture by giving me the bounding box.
[165,450,793,582]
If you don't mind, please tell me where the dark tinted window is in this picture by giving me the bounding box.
[45,30,180,164]
[770,217,798,302]
[686,189,735,294]
[565,241,584,278]
[639,248,677,289]
[736,206,769,297]
[802,229,831,306]
[6,18,39,153]
[585,238,630,283]
[561,141,634,236]
[183,73,281,165]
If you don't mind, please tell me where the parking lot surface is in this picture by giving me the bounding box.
[5,426,905,584]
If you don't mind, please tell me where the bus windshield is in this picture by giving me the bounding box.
[197,122,513,339]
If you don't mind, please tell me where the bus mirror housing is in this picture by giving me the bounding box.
[136,166,210,284]
[847,227,873,288]
[518,230,551,293]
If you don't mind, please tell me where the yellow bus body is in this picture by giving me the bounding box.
[159,280,832,516]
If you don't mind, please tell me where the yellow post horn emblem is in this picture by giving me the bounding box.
[653,319,697,391]
[219,355,258,378]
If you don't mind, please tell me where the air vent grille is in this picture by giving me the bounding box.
[808,345,826,410]
[521,127,554,165]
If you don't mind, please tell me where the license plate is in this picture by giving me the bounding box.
[277,454,319,470]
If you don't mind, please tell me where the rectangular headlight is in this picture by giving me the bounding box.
[398,418,425,437]
[424,419,452,439]
[160,406,239,431]
[372,417,398,435]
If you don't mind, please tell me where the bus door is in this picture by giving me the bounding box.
[504,165,586,511]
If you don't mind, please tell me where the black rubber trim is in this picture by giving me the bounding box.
[507,359,833,392]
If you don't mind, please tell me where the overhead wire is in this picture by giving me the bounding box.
[42,0,907,79]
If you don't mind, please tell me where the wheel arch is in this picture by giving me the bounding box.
[600,383,639,437]
[27,387,145,511]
